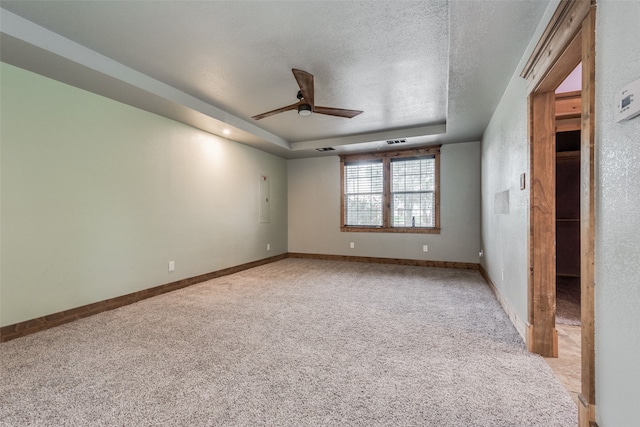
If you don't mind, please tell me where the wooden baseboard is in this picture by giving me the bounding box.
[479,264,528,342]
[0,254,287,343]
[288,252,480,270]
[578,394,597,427]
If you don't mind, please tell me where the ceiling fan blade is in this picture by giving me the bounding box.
[252,102,300,120]
[292,68,314,108]
[314,106,363,118]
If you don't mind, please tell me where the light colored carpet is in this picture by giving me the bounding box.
[0,259,576,426]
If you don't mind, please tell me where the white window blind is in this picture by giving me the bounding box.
[344,161,383,226]
[391,157,436,227]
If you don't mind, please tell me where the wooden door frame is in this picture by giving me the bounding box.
[520,1,596,426]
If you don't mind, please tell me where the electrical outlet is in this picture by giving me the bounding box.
[168,261,175,272]
[422,245,428,252]
[267,243,271,251]
[479,250,484,258]
[501,269,505,281]
[350,242,355,249]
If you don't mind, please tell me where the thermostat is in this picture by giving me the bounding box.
[614,78,640,123]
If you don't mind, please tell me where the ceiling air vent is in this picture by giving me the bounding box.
[386,139,407,145]
[316,147,336,152]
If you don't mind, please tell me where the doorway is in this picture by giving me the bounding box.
[556,127,581,328]
[551,88,583,405]
[555,74,582,332]
[520,2,596,426]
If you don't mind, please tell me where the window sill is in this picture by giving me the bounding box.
[340,226,441,234]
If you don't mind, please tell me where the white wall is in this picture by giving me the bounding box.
[288,141,480,264]
[594,2,640,425]
[0,63,288,327]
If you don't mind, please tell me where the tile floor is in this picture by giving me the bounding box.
[545,323,582,406]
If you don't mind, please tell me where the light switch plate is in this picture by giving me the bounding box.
[614,78,640,123]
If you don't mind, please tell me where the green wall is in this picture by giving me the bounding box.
[481,2,640,424]
[480,69,530,338]
[287,141,481,264]
[0,63,287,326]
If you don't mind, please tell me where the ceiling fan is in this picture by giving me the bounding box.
[252,69,363,120]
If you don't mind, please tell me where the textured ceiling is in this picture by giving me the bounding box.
[0,0,550,158]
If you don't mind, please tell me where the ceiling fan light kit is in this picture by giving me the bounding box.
[298,104,312,116]
[252,69,363,120]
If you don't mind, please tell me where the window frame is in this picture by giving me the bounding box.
[340,146,441,234]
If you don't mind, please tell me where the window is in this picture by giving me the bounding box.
[343,161,383,226]
[340,146,440,233]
